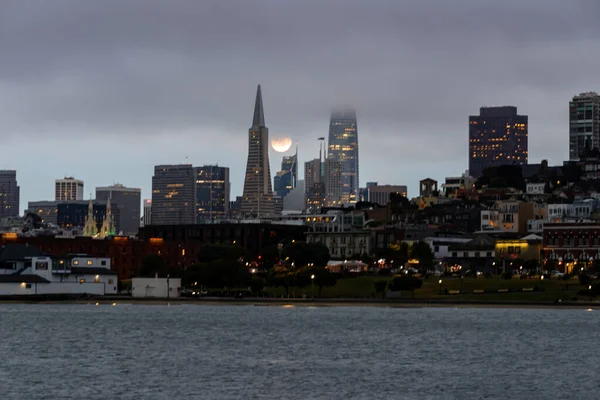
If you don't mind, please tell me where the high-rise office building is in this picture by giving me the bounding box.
[96,184,141,235]
[241,85,275,217]
[304,158,321,194]
[0,170,19,218]
[328,109,359,203]
[274,151,297,198]
[468,106,528,178]
[323,158,342,206]
[143,199,152,226]
[55,177,84,201]
[151,164,195,225]
[304,158,325,211]
[195,165,230,222]
[304,138,343,211]
[569,92,600,160]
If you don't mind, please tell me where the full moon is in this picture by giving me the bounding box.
[271,137,293,152]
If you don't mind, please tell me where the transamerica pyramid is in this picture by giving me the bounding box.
[241,85,274,218]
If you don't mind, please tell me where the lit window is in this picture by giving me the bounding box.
[79,279,86,283]
[87,260,93,266]
[73,260,79,265]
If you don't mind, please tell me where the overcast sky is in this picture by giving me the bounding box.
[1,0,599,212]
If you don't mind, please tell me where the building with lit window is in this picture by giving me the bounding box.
[56,201,119,232]
[151,165,195,225]
[304,154,342,211]
[195,165,230,222]
[0,170,20,218]
[142,199,152,227]
[569,92,600,160]
[96,184,141,235]
[469,106,528,178]
[241,85,275,217]
[328,109,359,203]
[55,177,84,201]
[274,152,297,198]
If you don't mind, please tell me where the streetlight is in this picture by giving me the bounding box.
[439,279,443,295]
[311,274,315,298]
[291,262,296,298]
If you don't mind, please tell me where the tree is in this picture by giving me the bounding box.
[476,165,525,191]
[259,244,281,270]
[184,259,250,290]
[579,274,593,287]
[296,265,337,296]
[281,242,330,267]
[267,265,294,295]
[197,244,250,264]
[249,277,264,295]
[409,241,434,272]
[390,275,423,298]
[374,280,388,299]
[140,254,169,277]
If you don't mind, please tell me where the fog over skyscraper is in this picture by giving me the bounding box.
[241,85,274,217]
[328,109,359,203]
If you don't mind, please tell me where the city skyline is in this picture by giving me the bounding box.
[0,1,598,212]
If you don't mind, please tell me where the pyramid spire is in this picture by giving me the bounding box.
[252,84,265,128]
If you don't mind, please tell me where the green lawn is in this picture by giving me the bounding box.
[263,275,590,302]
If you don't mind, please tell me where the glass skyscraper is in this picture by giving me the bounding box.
[195,165,230,221]
[569,92,600,160]
[274,152,297,198]
[327,109,359,203]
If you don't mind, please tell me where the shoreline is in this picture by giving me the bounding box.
[0,296,598,310]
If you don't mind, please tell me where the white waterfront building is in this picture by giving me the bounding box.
[132,276,182,298]
[0,244,117,296]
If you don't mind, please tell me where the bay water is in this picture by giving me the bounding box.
[0,303,597,399]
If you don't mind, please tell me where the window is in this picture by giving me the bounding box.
[434,246,439,252]
[79,279,86,283]
[452,252,457,257]
[94,275,100,283]
[101,260,107,266]
[487,252,492,257]
[73,260,79,265]
[108,279,114,284]
[463,252,468,258]
[25,284,31,289]
[508,246,515,254]
[36,262,48,270]
[87,260,93,266]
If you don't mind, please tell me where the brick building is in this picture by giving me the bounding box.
[543,222,600,273]
[1,222,307,281]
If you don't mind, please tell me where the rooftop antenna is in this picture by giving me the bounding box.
[185,156,189,164]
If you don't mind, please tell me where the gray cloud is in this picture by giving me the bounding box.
[0,0,599,210]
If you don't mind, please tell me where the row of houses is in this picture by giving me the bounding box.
[0,244,118,296]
